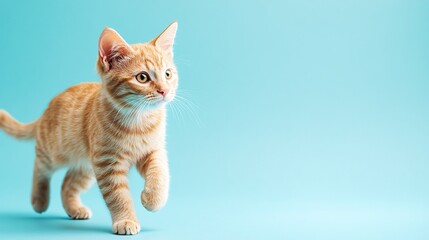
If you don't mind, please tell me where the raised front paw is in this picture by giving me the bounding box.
[141,190,168,212]
[112,219,141,235]
[67,206,92,220]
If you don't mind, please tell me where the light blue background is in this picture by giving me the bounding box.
[1,0,429,239]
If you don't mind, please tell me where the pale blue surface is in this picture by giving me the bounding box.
[1,0,429,239]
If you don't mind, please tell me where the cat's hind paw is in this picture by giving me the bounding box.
[31,196,49,213]
[112,219,141,235]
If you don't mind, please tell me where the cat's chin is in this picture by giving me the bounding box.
[142,100,168,111]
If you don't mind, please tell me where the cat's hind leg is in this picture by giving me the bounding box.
[61,166,95,219]
[31,150,55,213]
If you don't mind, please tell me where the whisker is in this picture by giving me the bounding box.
[171,94,202,127]
[111,98,140,126]
[168,101,184,123]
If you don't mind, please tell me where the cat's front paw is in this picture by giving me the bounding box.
[141,190,167,212]
[67,206,92,220]
[112,219,141,235]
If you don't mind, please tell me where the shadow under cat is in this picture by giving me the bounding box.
[0,211,156,236]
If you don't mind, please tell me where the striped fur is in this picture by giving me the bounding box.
[0,22,178,235]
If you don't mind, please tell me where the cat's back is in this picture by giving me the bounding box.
[37,82,101,157]
[57,82,101,103]
[41,82,100,120]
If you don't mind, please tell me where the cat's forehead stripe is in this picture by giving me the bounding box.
[137,46,164,71]
[143,45,164,66]
[143,58,156,70]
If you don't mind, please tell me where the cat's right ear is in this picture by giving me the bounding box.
[98,27,133,72]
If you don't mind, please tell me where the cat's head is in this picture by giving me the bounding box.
[97,22,178,110]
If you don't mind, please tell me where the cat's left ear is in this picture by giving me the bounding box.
[151,21,178,55]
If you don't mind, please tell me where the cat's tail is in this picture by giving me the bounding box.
[0,110,37,139]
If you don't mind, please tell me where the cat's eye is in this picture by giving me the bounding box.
[165,69,173,80]
[136,72,150,83]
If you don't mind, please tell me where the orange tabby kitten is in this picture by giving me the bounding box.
[0,21,178,235]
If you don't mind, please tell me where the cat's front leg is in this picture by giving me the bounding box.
[92,156,140,235]
[137,149,170,212]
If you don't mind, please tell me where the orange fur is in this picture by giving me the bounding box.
[0,21,178,235]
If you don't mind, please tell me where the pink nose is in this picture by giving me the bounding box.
[157,89,169,97]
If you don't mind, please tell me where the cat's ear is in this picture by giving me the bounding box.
[98,27,133,72]
[151,21,178,54]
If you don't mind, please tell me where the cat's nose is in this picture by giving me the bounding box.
[157,89,169,97]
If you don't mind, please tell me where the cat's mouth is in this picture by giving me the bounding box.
[162,95,175,103]
[146,96,173,107]
[142,92,175,108]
